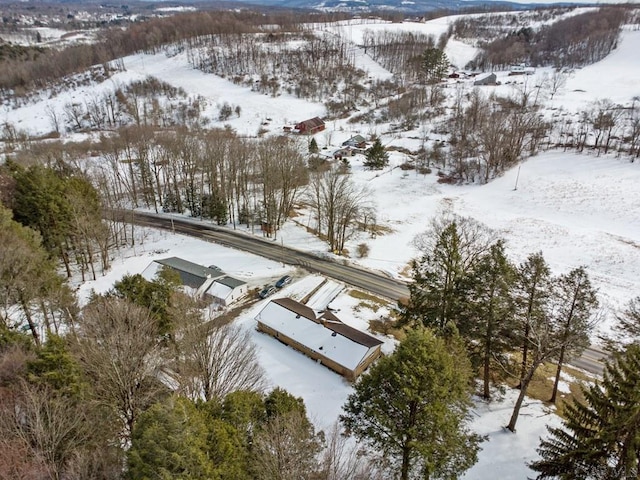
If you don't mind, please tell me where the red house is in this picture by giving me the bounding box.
[294,117,325,135]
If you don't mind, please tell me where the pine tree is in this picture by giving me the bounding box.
[201,190,229,225]
[423,47,449,84]
[549,267,598,403]
[341,329,482,480]
[530,344,640,479]
[506,265,597,432]
[399,222,465,331]
[309,137,319,154]
[513,252,552,387]
[27,334,86,396]
[112,268,181,336]
[0,204,69,346]
[128,395,217,480]
[459,240,516,399]
[363,139,389,170]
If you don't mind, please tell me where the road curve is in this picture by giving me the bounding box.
[114,209,606,376]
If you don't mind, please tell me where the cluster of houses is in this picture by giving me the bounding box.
[142,256,248,306]
[333,134,368,160]
[141,256,383,381]
[450,64,535,86]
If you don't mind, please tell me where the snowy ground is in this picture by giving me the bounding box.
[76,223,565,479]
[4,11,640,478]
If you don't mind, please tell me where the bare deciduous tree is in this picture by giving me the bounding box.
[252,410,323,480]
[318,422,381,480]
[171,304,266,402]
[306,168,372,254]
[413,211,494,272]
[72,297,166,442]
[0,381,92,480]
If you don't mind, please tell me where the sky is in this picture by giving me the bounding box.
[3,9,640,478]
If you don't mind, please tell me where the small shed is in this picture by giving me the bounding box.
[255,297,383,381]
[205,276,248,306]
[474,73,497,86]
[294,117,325,135]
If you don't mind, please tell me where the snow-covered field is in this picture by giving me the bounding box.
[4,11,640,478]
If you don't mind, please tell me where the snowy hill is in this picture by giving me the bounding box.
[2,7,640,478]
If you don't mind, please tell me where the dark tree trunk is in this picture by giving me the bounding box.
[507,361,538,432]
[550,344,567,404]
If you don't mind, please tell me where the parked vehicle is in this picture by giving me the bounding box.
[275,275,292,288]
[259,285,277,299]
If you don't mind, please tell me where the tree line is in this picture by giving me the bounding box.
[398,214,600,431]
[469,7,628,70]
[0,9,353,96]
[184,29,364,104]
[360,30,444,84]
[0,262,352,479]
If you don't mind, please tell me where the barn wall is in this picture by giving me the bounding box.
[257,321,358,381]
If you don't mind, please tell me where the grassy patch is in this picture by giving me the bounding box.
[502,357,593,419]
[369,318,405,340]
[365,223,394,236]
[348,289,390,306]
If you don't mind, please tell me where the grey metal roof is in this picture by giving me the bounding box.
[342,135,366,146]
[155,257,223,287]
[215,276,246,289]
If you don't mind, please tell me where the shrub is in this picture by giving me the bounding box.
[357,243,370,258]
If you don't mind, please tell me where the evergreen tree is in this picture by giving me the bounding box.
[0,204,69,346]
[399,222,465,332]
[423,47,449,84]
[513,252,552,387]
[112,268,181,336]
[341,329,482,480]
[309,137,319,154]
[27,334,85,396]
[8,162,106,278]
[201,190,229,225]
[506,267,597,432]
[363,139,389,170]
[549,267,598,403]
[128,395,216,480]
[8,162,72,263]
[459,240,516,399]
[531,344,640,479]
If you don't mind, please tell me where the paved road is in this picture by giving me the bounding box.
[121,210,410,301]
[117,209,607,375]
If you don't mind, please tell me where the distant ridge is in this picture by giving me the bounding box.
[27,0,588,14]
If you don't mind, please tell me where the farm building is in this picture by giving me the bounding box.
[473,72,497,86]
[294,117,325,135]
[142,257,246,305]
[204,276,248,306]
[255,297,383,381]
[333,147,355,160]
[342,135,367,148]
